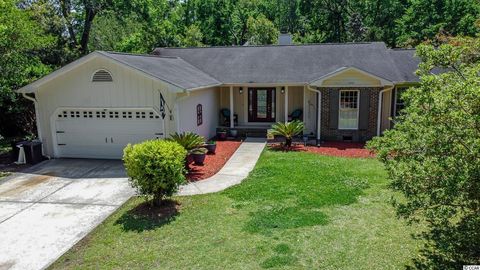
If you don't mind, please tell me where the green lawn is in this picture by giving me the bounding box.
[50,150,421,270]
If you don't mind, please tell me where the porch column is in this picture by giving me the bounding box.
[303,85,308,134]
[284,86,289,122]
[229,86,234,128]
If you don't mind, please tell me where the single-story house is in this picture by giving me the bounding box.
[17,35,419,159]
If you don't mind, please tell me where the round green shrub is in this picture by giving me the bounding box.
[123,140,187,205]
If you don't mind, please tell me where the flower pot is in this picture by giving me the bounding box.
[230,129,238,138]
[191,153,206,165]
[185,154,193,168]
[217,131,227,140]
[205,143,217,154]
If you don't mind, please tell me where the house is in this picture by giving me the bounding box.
[17,37,419,159]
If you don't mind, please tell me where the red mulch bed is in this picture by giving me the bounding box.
[187,140,242,181]
[268,141,375,158]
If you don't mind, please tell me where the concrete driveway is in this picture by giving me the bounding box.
[0,159,134,270]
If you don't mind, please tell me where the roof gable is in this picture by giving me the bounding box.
[18,51,220,93]
[310,66,393,87]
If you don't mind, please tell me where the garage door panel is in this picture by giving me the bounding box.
[54,108,164,159]
[56,120,163,135]
[58,144,126,159]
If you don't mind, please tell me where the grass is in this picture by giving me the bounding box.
[50,150,422,270]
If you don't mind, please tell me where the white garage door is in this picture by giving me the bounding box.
[54,108,164,159]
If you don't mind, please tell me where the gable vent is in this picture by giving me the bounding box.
[92,69,113,82]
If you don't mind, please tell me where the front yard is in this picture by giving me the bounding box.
[50,150,421,269]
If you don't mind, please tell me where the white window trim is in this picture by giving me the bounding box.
[393,87,406,117]
[338,89,360,130]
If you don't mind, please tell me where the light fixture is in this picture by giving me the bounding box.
[239,87,243,94]
[281,87,285,94]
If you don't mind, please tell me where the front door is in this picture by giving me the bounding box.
[248,88,276,122]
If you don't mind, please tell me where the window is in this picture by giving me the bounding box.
[197,104,203,126]
[92,69,113,82]
[394,87,407,116]
[338,90,359,130]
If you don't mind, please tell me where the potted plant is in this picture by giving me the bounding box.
[190,147,208,165]
[230,129,238,138]
[204,140,217,154]
[217,129,227,140]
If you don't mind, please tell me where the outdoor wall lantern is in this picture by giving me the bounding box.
[239,87,243,94]
[281,87,285,94]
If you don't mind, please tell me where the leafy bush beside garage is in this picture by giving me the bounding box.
[123,140,187,205]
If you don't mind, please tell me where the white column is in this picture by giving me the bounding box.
[317,91,321,141]
[284,86,289,122]
[229,86,234,128]
[303,85,308,134]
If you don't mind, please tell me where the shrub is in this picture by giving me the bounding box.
[368,38,480,268]
[123,140,187,205]
[270,120,304,147]
[167,132,205,151]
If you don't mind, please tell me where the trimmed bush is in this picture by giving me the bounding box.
[270,120,304,147]
[167,132,205,151]
[123,140,187,205]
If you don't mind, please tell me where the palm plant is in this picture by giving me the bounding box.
[270,120,305,147]
[168,132,205,151]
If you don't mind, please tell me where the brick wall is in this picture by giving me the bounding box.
[319,87,381,142]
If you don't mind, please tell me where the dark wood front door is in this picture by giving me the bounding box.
[248,88,276,122]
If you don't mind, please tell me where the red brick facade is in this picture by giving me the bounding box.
[318,87,382,142]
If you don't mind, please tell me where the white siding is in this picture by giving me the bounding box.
[177,87,219,140]
[36,55,177,157]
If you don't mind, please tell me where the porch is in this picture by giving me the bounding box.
[217,85,319,138]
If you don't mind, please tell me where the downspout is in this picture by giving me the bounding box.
[22,92,48,157]
[307,85,322,145]
[376,86,394,136]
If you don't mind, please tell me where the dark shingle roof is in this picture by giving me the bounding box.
[153,42,420,84]
[100,51,221,90]
[388,49,420,82]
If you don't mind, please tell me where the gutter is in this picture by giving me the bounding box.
[376,86,394,136]
[307,85,322,144]
[21,93,47,157]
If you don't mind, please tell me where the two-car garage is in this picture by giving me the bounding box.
[53,108,164,159]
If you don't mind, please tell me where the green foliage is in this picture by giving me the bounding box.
[123,140,187,205]
[190,147,207,155]
[167,132,205,151]
[396,0,480,46]
[368,37,480,268]
[0,0,53,137]
[270,120,304,147]
[246,14,278,45]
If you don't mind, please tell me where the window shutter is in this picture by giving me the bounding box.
[329,89,339,129]
[358,89,371,130]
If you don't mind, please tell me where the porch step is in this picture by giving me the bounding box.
[217,126,269,138]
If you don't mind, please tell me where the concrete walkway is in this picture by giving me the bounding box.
[0,159,134,270]
[178,137,266,196]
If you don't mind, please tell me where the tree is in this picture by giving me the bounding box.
[396,0,480,46]
[346,12,367,42]
[181,24,204,47]
[245,15,278,45]
[0,0,53,137]
[367,37,480,268]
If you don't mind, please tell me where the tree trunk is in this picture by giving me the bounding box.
[59,0,78,48]
[79,7,96,54]
[285,137,292,148]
